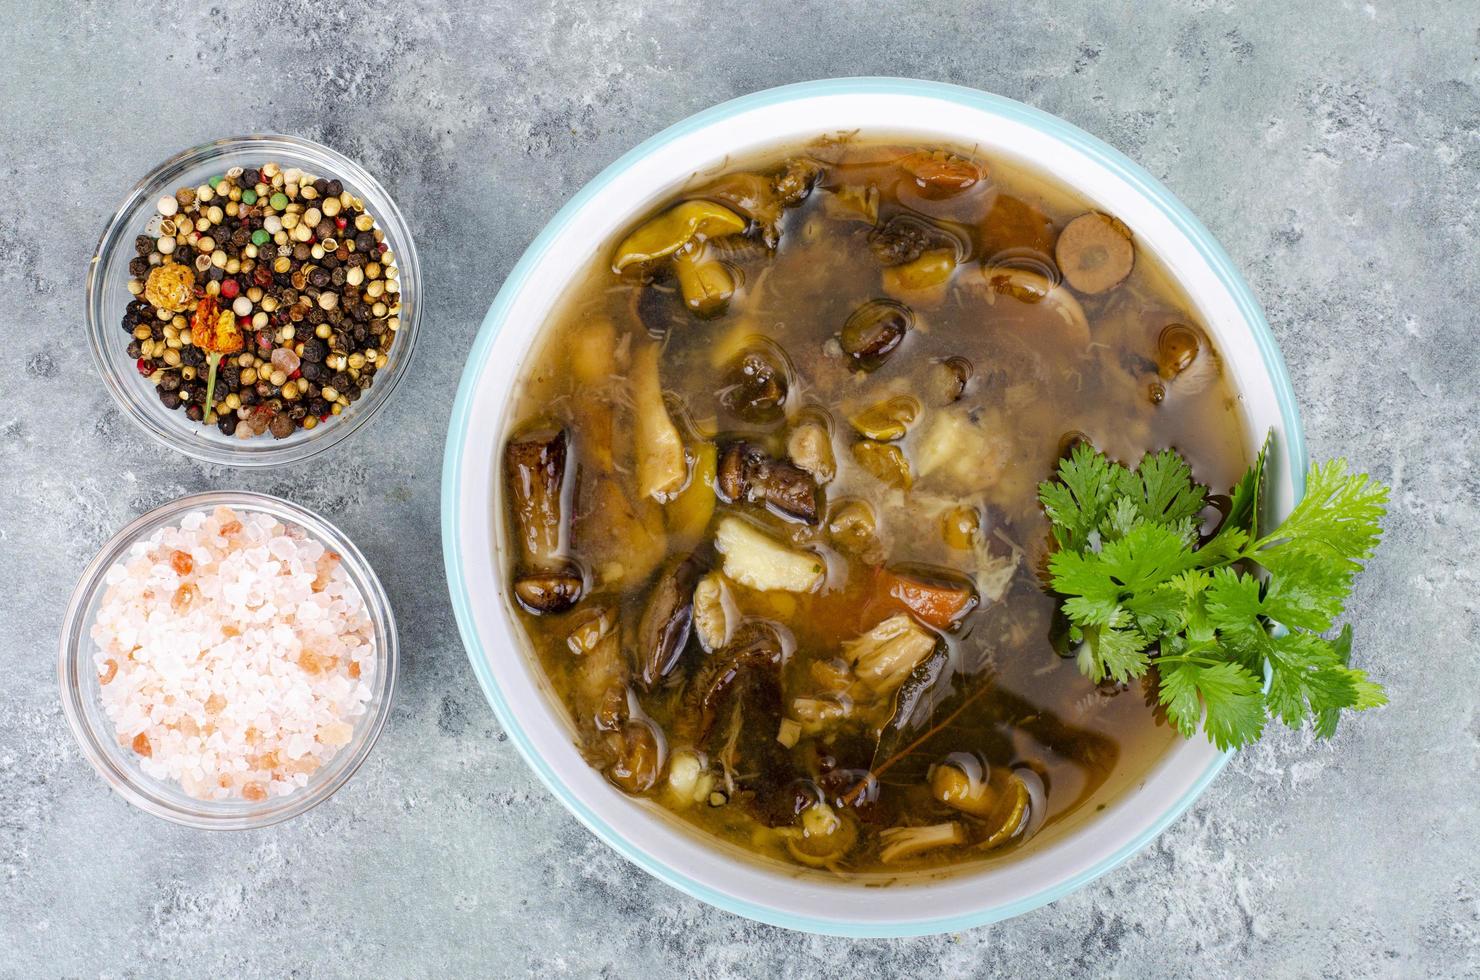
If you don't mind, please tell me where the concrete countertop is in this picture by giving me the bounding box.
[2,1,1475,975]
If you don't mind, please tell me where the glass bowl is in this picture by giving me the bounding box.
[85,135,422,467]
[59,491,399,829]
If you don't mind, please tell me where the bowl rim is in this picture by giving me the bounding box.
[58,489,399,829]
[84,133,422,468]
[440,76,1308,935]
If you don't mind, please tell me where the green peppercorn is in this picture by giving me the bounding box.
[208,175,224,188]
[241,188,258,205]
[251,229,271,246]
[270,192,289,211]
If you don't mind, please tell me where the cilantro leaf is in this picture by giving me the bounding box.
[1258,458,1388,561]
[1038,443,1121,552]
[1117,449,1207,531]
[1038,440,1389,751]
[1159,659,1266,750]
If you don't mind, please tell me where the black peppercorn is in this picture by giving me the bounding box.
[240,387,259,407]
[129,257,149,277]
[326,179,343,196]
[159,388,182,410]
[135,235,153,256]
[313,178,329,195]
[308,397,330,416]
[217,412,237,436]
[308,267,330,288]
[185,403,204,422]
[354,231,376,252]
[126,340,143,358]
[269,412,295,439]
[181,346,205,367]
[159,372,181,393]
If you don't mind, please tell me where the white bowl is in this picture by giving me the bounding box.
[442,78,1306,936]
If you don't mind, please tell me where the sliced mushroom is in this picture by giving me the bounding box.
[851,440,913,491]
[848,394,921,442]
[713,516,825,593]
[876,563,979,630]
[632,343,687,501]
[842,613,941,698]
[878,822,966,863]
[979,194,1058,259]
[839,299,912,371]
[719,346,790,424]
[786,421,836,484]
[929,753,997,817]
[1055,212,1134,294]
[634,554,705,689]
[677,621,787,744]
[716,441,820,524]
[611,200,747,276]
[976,265,1090,346]
[1156,322,1218,393]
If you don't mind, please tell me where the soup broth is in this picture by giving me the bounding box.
[499,137,1248,875]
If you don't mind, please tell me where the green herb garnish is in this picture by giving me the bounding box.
[1037,436,1389,750]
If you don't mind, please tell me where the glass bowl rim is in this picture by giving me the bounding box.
[58,489,399,829]
[84,133,422,468]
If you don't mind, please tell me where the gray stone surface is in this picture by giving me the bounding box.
[1,0,1476,975]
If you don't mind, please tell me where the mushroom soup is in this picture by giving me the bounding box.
[498,138,1248,875]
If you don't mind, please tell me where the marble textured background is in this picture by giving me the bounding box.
[2,1,1476,976]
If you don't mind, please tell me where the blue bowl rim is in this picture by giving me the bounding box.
[440,76,1308,937]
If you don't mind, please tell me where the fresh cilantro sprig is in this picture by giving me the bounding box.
[1037,437,1389,750]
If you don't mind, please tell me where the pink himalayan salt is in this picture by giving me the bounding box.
[90,505,376,802]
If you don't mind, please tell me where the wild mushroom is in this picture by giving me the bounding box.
[923,356,972,406]
[867,215,956,267]
[666,442,718,543]
[882,248,957,305]
[848,395,921,442]
[785,420,836,485]
[611,200,748,276]
[851,440,913,491]
[719,346,790,425]
[1054,211,1134,294]
[781,802,859,868]
[771,157,824,208]
[504,428,583,614]
[606,719,665,795]
[716,441,821,524]
[677,621,787,744]
[826,499,885,563]
[878,822,967,863]
[713,516,825,593]
[692,571,738,652]
[791,613,942,738]
[838,298,913,372]
[634,554,705,690]
[976,265,1091,347]
[1156,322,1218,394]
[632,343,687,501]
[671,245,736,318]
